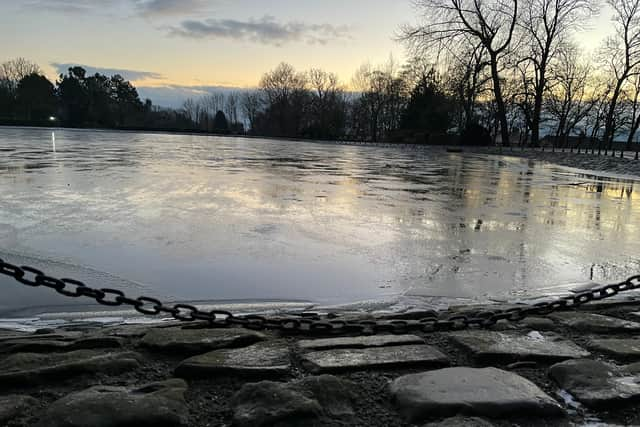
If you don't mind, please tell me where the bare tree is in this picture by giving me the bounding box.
[259,63,308,136]
[585,79,614,142]
[518,0,597,146]
[203,92,225,116]
[351,60,409,142]
[448,41,491,130]
[544,45,597,148]
[351,64,386,142]
[240,91,262,132]
[403,0,519,145]
[0,58,41,91]
[622,73,640,149]
[225,92,240,126]
[503,65,531,144]
[307,69,345,138]
[602,0,640,149]
[182,98,200,126]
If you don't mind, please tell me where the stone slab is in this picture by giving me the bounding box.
[549,359,640,408]
[301,344,449,373]
[390,367,564,422]
[175,340,291,378]
[38,379,188,427]
[449,330,590,363]
[0,337,123,353]
[549,312,640,333]
[0,350,142,385]
[295,375,355,418]
[141,327,265,354]
[0,395,38,424]
[298,334,424,351]
[588,339,640,359]
[0,339,71,353]
[624,362,640,375]
[0,332,82,342]
[423,417,496,427]
[232,381,320,427]
[102,324,156,338]
[518,317,557,331]
[232,375,354,427]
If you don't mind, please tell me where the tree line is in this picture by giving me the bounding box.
[0,59,196,130]
[179,59,452,142]
[4,0,640,148]
[401,0,640,151]
[0,57,457,142]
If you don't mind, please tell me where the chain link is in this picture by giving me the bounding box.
[2,257,639,336]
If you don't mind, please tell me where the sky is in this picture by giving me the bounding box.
[0,0,617,108]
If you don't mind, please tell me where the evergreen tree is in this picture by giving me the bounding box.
[213,110,229,133]
[16,74,56,121]
[401,71,453,134]
[57,67,89,126]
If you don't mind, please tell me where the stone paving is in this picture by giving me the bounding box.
[3,303,640,426]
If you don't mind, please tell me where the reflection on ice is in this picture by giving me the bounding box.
[0,126,639,317]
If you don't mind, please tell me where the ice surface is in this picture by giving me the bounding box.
[0,127,639,323]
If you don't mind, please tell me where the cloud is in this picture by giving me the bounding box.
[134,0,206,17]
[167,15,351,46]
[23,0,104,14]
[51,63,164,81]
[24,0,207,16]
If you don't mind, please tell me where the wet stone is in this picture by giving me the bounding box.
[423,416,496,427]
[549,359,640,408]
[588,339,640,360]
[297,334,424,351]
[0,330,29,339]
[0,350,142,385]
[141,327,265,354]
[34,328,57,335]
[301,344,448,373]
[0,339,70,353]
[549,312,640,333]
[232,381,320,427]
[176,340,291,378]
[295,375,355,418]
[0,395,38,424]
[0,331,81,343]
[624,362,640,375]
[390,367,565,423]
[102,324,155,338]
[449,330,589,363]
[232,375,354,427]
[39,378,189,427]
[518,317,557,331]
[0,336,123,353]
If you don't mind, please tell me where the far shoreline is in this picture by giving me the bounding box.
[2,124,640,180]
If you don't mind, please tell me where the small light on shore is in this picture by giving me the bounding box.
[49,116,56,122]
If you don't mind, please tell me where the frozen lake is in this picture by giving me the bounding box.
[1,127,639,318]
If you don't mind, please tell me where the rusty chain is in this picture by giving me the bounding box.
[2,257,640,336]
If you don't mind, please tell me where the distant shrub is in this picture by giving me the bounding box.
[460,124,492,146]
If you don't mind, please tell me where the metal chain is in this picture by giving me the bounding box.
[2,257,640,336]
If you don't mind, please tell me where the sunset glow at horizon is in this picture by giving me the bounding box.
[1,1,617,106]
